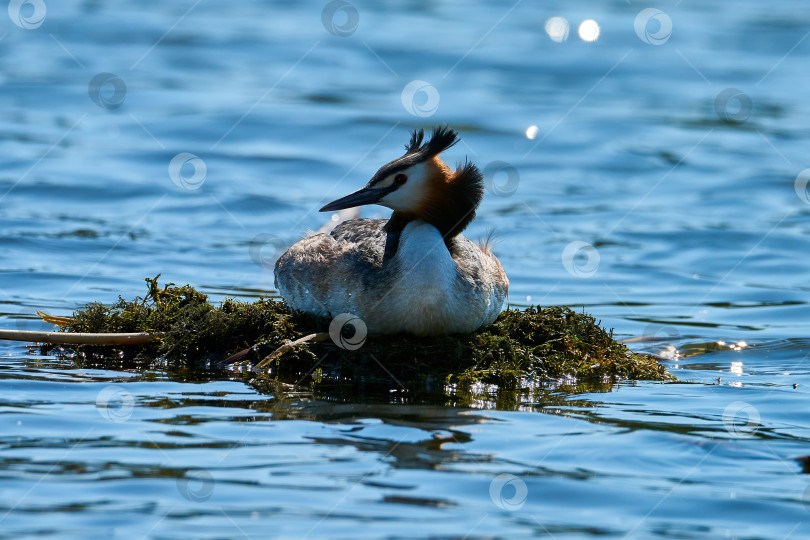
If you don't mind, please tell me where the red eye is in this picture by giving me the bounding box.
[395,174,408,185]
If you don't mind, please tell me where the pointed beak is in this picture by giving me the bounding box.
[319,185,390,212]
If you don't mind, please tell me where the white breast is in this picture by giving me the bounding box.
[368,221,496,335]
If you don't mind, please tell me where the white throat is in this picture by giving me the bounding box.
[395,220,453,277]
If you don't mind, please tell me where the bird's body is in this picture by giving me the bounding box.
[275,218,507,335]
[274,127,509,336]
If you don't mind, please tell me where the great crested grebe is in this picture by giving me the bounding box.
[274,126,508,336]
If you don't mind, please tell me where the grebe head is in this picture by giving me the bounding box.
[320,126,484,239]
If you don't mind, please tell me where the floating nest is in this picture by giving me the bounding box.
[36,276,673,394]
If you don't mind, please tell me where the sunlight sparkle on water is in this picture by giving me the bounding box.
[659,344,680,360]
[578,19,600,42]
[726,340,749,351]
[545,17,569,42]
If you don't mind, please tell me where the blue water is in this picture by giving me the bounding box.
[2,1,810,538]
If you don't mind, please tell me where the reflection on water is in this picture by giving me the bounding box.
[1,0,810,537]
[2,342,810,538]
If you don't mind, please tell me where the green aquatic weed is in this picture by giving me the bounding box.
[53,276,673,391]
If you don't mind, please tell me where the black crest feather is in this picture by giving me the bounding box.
[405,130,425,153]
[404,126,459,158]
